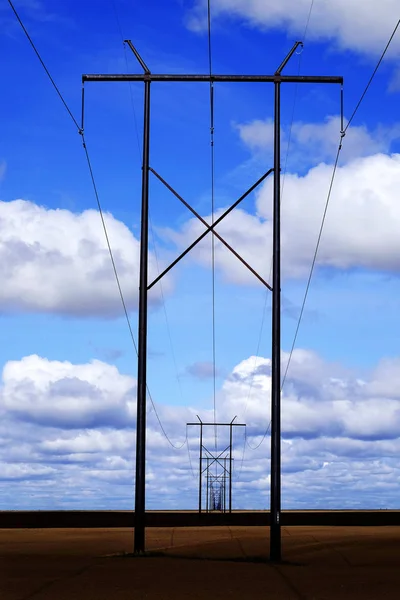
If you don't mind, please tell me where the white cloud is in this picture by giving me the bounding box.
[163,205,271,284]
[364,357,400,399]
[40,430,133,455]
[164,152,400,282]
[1,354,136,428]
[187,0,400,58]
[218,349,400,441]
[236,116,400,167]
[236,119,275,152]
[0,463,56,481]
[263,152,400,276]
[1,350,400,509]
[0,199,171,316]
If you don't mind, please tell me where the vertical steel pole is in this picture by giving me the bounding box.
[206,459,209,512]
[199,422,203,513]
[224,458,227,513]
[134,79,151,554]
[229,423,233,513]
[270,79,281,562]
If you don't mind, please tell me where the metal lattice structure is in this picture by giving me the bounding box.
[188,417,246,513]
[83,40,343,560]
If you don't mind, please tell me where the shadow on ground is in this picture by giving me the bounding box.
[2,526,400,599]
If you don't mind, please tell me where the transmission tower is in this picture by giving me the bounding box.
[188,416,246,513]
[82,40,343,560]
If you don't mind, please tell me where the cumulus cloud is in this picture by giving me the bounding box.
[219,350,400,508]
[1,354,136,429]
[0,199,171,316]
[219,350,400,441]
[0,463,56,481]
[164,152,400,282]
[236,116,400,168]
[186,0,400,58]
[1,350,400,509]
[0,354,196,508]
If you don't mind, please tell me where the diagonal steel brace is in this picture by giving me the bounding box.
[147,168,274,291]
[202,445,231,474]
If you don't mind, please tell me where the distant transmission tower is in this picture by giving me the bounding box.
[187,416,246,513]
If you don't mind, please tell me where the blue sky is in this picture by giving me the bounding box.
[1,0,400,510]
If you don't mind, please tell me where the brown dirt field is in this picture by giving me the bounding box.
[1,526,400,599]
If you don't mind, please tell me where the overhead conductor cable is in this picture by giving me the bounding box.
[207,0,218,452]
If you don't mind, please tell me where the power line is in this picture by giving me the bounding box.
[110,1,142,157]
[234,426,247,481]
[8,1,137,352]
[7,0,81,132]
[111,0,124,40]
[148,402,187,450]
[207,0,213,77]
[123,41,144,157]
[8,0,134,352]
[186,425,198,480]
[207,0,218,451]
[246,420,272,451]
[345,19,400,132]
[280,52,302,200]
[81,135,139,352]
[239,21,310,423]
[243,53,303,414]
[242,292,270,422]
[149,219,185,404]
[83,136,188,450]
[81,113,186,450]
[83,61,184,449]
[282,0,315,197]
[110,2,187,421]
[82,137,188,450]
[9,0,187,452]
[236,420,272,482]
[282,18,400,389]
[302,0,315,41]
[281,141,342,390]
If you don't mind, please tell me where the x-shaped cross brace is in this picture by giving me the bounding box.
[202,445,231,475]
[147,167,274,291]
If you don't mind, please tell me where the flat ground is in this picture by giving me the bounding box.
[2,526,400,599]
